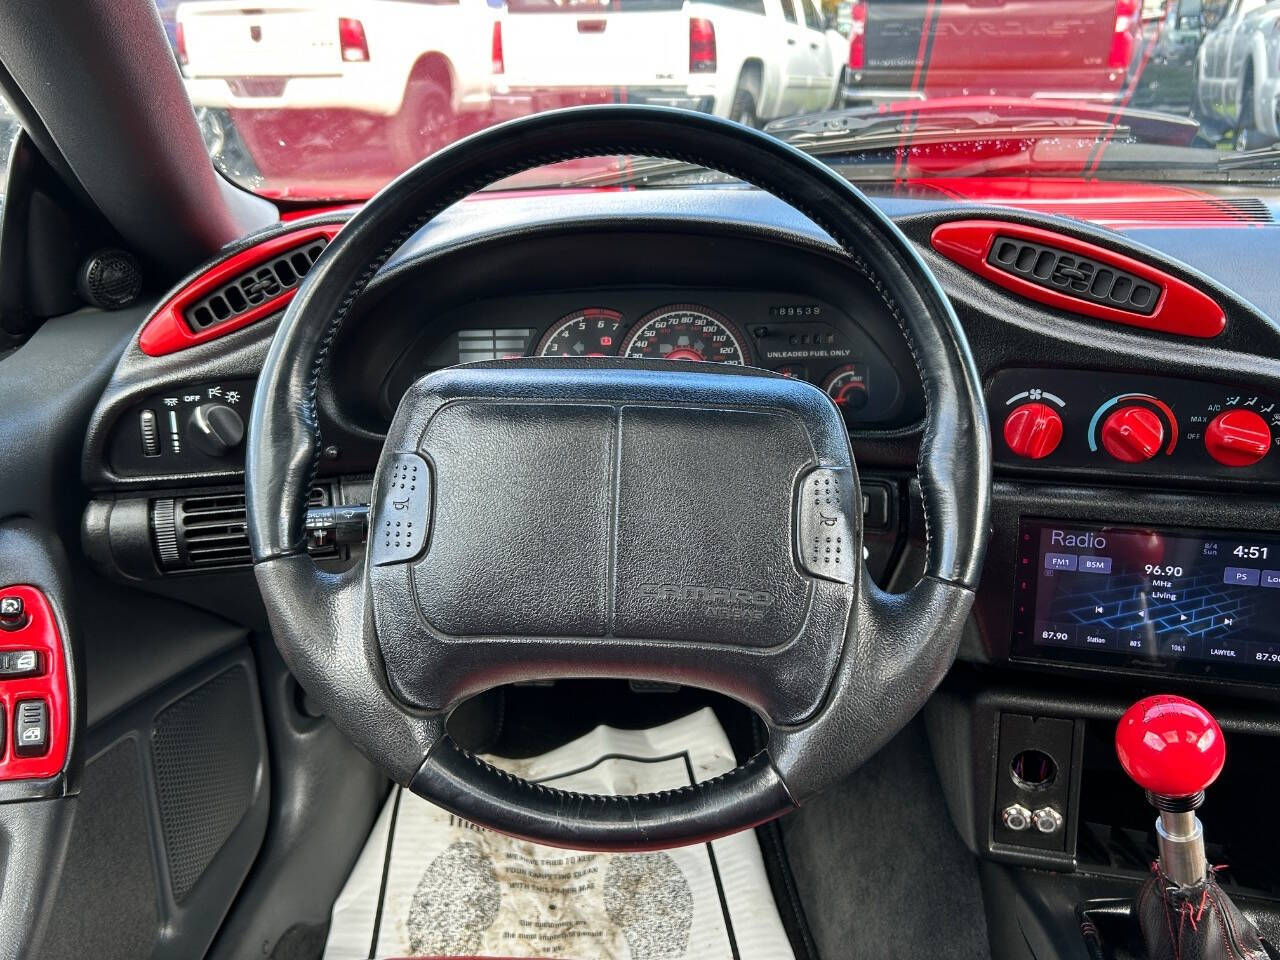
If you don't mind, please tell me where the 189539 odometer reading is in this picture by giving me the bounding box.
[620,305,750,365]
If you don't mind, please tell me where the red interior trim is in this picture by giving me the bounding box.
[0,586,70,781]
[929,220,1226,339]
[138,223,343,357]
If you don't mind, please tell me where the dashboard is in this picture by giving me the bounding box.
[77,188,1280,703]
[59,184,1280,895]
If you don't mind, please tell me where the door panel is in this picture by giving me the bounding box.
[0,258,273,958]
[778,0,813,111]
[40,647,269,960]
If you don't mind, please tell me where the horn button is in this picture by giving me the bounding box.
[368,362,859,722]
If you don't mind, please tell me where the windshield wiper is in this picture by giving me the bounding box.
[1216,146,1280,171]
[557,155,726,188]
[556,115,1126,188]
[554,98,1211,189]
[770,115,1125,155]
[767,100,1198,148]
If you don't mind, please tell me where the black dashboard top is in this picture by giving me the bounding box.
[75,186,1280,700]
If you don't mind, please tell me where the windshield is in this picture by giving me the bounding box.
[166,0,1280,200]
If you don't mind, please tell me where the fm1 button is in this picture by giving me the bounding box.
[797,467,857,585]
[14,699,48,757]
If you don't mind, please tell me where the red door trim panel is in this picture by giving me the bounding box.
[0,586,70,781]
[929,219,1226,339]
[138,223,343,357]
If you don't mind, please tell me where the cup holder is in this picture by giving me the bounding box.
[1011,748,1058,791]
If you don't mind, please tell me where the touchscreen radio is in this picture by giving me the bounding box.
[1012,520,1280,678]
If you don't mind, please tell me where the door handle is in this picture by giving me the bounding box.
[809,41,820,49]
[787,37,797,44]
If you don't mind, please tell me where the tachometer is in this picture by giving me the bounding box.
[621,305,749,365]
[537,308,624,357]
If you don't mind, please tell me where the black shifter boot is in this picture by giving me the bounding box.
[1137,865,1270,960]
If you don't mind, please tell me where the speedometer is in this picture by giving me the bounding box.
[537,308,624,357]
[621,305,749,365]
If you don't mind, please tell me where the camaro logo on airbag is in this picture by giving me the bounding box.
[638,584,775,606]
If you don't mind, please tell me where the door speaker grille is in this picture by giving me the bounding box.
[151,665,259,902]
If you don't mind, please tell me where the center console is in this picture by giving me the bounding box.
[932,463,1280,958]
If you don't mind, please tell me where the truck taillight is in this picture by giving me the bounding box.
[492,21,504,75]
[849,1,866,70]
[176,22,188,66]
[338,18,369,62]
[1108,0,1138,70]
[689,17,716,74]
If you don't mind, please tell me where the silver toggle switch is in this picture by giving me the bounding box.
[1031,806,1064,834]
[1001,803,1032,832]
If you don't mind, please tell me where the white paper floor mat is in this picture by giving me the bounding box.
[323,707,795,959]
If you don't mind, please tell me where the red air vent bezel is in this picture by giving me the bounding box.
[929,220,1226,339]
[138,223,342,357]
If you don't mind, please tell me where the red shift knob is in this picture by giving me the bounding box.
[1115,695,1225,797]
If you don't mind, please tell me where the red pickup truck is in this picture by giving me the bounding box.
[843,0,1144,105]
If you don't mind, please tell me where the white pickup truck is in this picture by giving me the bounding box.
[1193,0,1280,149]
[176,0,499,165]
[493,0,849,127]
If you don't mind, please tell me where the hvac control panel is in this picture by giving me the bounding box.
[989,369,1280,483]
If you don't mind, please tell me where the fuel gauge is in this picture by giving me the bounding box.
[823,364,870,412]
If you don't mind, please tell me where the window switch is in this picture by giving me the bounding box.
[14,699,48,757]
[0,650,41,678]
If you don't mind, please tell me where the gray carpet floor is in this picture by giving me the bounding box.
[780,719,992,960]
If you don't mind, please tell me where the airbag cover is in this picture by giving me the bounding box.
[370,359,857,718]
[411,399,813,646]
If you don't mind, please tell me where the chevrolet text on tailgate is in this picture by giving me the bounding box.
[493,0,850,127]
[843,0,1143,105]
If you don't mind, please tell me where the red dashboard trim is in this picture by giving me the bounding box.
[138,223,343,357]
[929,220,1227,339]
[0,586,70,782]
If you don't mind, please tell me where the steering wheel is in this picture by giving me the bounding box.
[245,105,991,851]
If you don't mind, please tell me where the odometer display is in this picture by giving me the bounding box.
[537,308,624,357]
[621,305,748,365]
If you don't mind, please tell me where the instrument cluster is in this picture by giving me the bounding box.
[378,291,913,428]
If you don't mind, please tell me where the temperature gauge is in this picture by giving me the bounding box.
[823,364,870,412]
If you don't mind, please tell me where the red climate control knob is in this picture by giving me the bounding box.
[1204,409,1271,467]
[1003,402,1063,460]
[1101,405,1165,463]
[1116,695,1225,798]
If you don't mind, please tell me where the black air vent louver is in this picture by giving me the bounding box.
[987,236,1161,315]
[185,238,330,331]
[152,486,330,571]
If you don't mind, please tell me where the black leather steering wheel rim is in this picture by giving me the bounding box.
[246,105,992,850]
